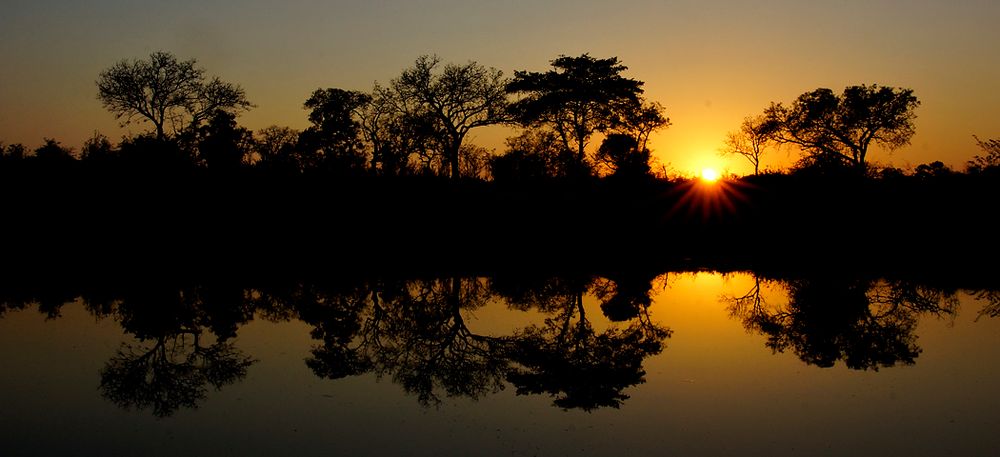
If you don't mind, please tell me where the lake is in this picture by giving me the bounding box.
[1,271,998,456]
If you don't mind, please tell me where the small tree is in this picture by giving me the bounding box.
[81,132,115,162]
[253,125,299,169]
[34,138,74,162]
[595,133,650,177]
[2,143,27,161]
[618,101,670,153]
[492,128,577,181]
[722,115,776,175]
[97,51,253,140]
[197,110,254,171]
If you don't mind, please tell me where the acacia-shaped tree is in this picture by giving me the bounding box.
[97,51,253,140]
[506,54,646,170]
[764,84,919,173]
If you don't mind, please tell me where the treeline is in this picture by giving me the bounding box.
[5,51,997,180]
[1,51,999,274]
[1,142,998,276]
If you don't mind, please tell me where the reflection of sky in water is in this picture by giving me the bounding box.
[1,272,998,456]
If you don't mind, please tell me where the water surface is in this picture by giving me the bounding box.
[1,272,998,456]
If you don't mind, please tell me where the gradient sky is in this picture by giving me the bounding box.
[1,0,997,175]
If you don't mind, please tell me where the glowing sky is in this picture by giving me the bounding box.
[1,0,997,175]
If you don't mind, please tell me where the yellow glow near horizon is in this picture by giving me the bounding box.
[700,168,720,182]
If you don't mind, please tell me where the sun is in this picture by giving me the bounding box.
[700,168,721,183]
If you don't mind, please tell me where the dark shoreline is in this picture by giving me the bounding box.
[2,169,997,285]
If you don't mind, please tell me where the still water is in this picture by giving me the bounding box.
[1,272,998,456]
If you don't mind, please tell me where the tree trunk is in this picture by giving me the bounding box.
[447,140,461,179]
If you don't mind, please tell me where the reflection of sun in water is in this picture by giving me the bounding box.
[700,168,720,183]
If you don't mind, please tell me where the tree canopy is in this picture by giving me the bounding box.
[507,54,646,166]
[389,55,509,179]
[96,51,253,140]
[764,84,919,172]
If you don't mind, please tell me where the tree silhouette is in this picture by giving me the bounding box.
[389,56,509,179]
[80,131,115,163]
[507,54,645,169]
[723,114,777,175]
[196,110,254,170]
[299,88,370,173]
[617,101,670,154]
[293,282,375,380]
[353,83,430,176]
[88,282,256,417]
[496,274,671,410]
[764,84,919,172]
[32,138,75,164]
[491,128,577,180]
[252,125,300,171]
[726,276,958,370]
[2,142,27,161]
[504,283,670,411]
[97,51,253,140]
[967,135,1000,175]
[116,133,194,169]
[594,133,651,177]
[366,278,509,405]
[99,332,254,418]
[914,161,955,179]
[293,278,510,406]
[973,289,1000,321]
[590,273,659,322]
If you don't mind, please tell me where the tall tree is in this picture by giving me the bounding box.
[96,51,253,140]
[764,85,919,172]
[507,54,645,167]
[390,55,509,179]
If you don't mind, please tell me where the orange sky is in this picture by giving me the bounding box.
[1,0,997,176]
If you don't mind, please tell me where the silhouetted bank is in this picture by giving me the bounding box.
[0,160,995,277]
[0,164,996,282]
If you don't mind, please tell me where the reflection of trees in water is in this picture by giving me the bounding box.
[374,278,510,405]
[973,290,1000,321]
[100,332,253,418]
[506,304,669,410]
[87,285,256,417]
[0,273,671,412]
[726,275,959,370]
[285,275,671,410]
[495,274,671,410]
[0,279,78,319]
[298,278,510,406]
[9,271,1000,415]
